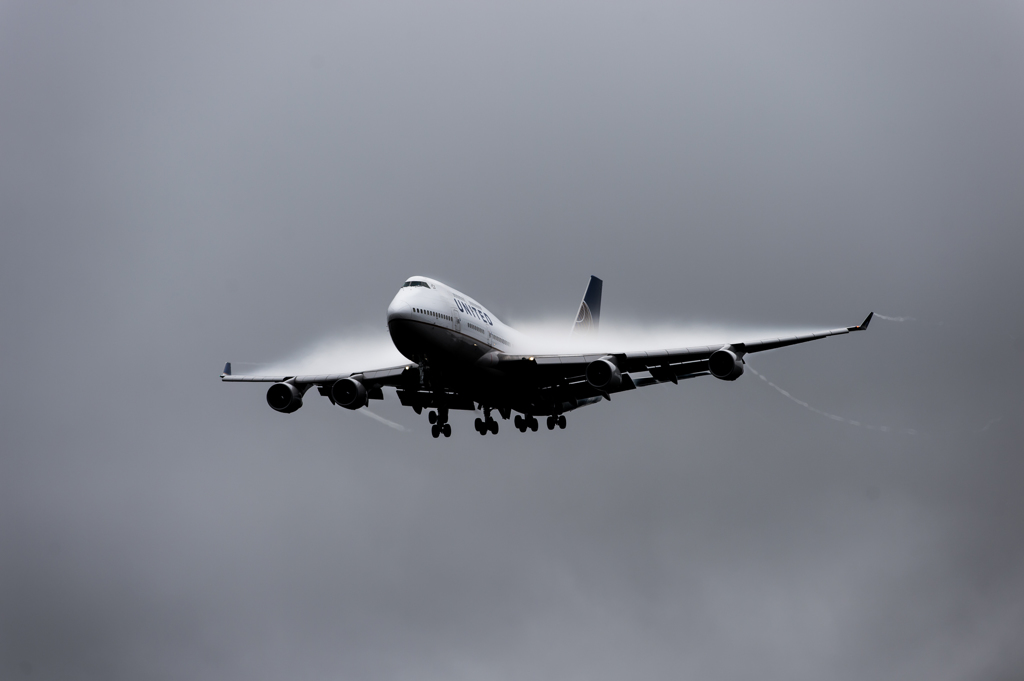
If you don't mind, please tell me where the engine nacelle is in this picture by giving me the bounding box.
[709,348,744,381]
[267,382,303,413]
[331,377,368,410]
[586,357,622,391]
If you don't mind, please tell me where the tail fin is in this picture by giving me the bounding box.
[571,276,603,334]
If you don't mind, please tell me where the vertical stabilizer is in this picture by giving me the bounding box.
[572,276,603,334]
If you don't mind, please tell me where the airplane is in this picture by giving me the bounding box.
[222,276,872,438]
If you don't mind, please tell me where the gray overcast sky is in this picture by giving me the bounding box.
[2,1,1023,680]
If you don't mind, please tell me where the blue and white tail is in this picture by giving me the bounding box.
[571,276,603,334]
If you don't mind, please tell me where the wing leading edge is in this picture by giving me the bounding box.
[220,364,415,386]
[492,312,874,396]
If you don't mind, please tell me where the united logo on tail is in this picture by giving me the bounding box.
[572,275,603,334]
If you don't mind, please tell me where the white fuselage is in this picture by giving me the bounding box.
[386,276,526,366]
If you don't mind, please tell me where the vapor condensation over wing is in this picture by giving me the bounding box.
[512,321,825,356]
[255,321,821,375]
[255,331,409,376]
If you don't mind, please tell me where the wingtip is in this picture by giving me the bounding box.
[222,361,231,376]
[846,312,873,332]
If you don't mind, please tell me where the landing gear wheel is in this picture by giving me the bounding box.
[428,411,437,424]
[546,416,556,430]
[442,423,452,438]
[529,417,538,432]
[558,415,566,429]
[475,417,484,434]
[431,424,441,438]
[488,420,498,435]
[514,415,523,429]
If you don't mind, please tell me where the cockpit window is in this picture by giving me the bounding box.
[402,281,430,289]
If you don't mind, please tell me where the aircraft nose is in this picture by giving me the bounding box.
[387,295,413,322]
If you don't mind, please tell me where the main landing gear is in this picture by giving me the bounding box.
[474,417,499,435]
[426,408,565,437]
[514,414,539,432]
[428,408,452,438]
[546,415,567,430]
[513,414,566,432]
[474,406,499,436]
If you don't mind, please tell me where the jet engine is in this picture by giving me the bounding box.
[709,347,744,381]
[586,357,622,391]
[267,382,303,413]
[331,377,368,410]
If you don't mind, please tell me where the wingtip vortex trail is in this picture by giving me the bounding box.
[357,408,408,432]
[746,362,917,435]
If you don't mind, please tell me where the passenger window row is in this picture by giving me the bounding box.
[414,308,452,322]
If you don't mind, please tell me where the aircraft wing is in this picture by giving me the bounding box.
[493,312,873,395]
[220,363,417,386]
[221,312,871,414]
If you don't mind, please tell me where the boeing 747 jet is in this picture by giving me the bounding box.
[222,276,872,437]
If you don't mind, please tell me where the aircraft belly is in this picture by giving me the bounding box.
[388,319,490,365]
[388,319,597,415]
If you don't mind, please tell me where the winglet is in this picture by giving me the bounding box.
[222,362,232,376]
[851,312,873,331]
